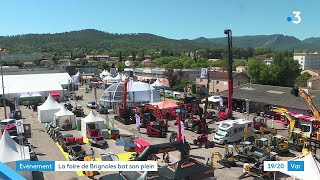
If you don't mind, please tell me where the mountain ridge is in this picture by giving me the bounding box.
[0,29,319,54]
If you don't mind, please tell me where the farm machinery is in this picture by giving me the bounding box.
[114,78,136,125]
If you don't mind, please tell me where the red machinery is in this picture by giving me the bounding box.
[252,118,267,131]
[147,121,167,138]
[184,116,208,134]
[86,123,99,138]
[136,104,162,128]
[193,134,214,148]
[218,106,227,121]
[115,78,136,125]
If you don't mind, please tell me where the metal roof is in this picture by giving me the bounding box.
[216,84,320,111]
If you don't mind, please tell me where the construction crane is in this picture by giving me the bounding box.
[291,86,320,141]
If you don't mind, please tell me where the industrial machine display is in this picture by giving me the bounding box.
[58,134,78,152]
[89,136,108,148]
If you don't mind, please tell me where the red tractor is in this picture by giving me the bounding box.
[193,134,215,148]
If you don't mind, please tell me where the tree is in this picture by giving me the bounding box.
[163,68,183,88]
[173,80,190,92]
[117,62,125,72]
[296,72,312,87]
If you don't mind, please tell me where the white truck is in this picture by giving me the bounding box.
[213,119,253,144]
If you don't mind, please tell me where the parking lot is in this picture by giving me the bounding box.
[0,85,313,180]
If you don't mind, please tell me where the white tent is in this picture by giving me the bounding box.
[202,96,223,103]
[0,130,30,163]
[151,78,166,88]
[279,152,320,180]
[121,74,128,81]
[114,74,122,80]
[30,92,42,97]
[100,70,109,79]
[53,106,76,130]
[81,110,105,138]
[38,94,62,123]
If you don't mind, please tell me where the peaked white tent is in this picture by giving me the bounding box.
[81,110,105,138]
[53,106,76,130]
[100,70,109,79]
[279,152,320,180]
[114,74,122,80]
[38,94,62,123]
[121,74,127,81]
[151,78,166,88]
[0,130,30,163]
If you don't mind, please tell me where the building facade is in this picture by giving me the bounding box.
[0,53,43,61]
[294,53,320,70]
[196,71,250,94]
[307,76,320,90]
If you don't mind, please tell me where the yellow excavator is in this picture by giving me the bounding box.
[272,107,307,152]
[260,126,289,154]
[208,145,237,169]
[291,86,320,141]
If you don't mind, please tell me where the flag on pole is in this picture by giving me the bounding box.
[181,122,185,143]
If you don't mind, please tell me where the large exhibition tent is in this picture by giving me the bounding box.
[53,106,76,130]
[38,95,63,123]
[279,152,320,180]
[81,110,105,138]
[0,73,70,102]
[99,81,161,108]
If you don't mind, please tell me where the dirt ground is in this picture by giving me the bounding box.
[0,85,316,180]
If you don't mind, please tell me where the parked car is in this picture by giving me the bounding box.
[73,106,85,117]
[0,119,16,126]
[87,101,97,109]
[98,106,109,114]
[68,145,87,161]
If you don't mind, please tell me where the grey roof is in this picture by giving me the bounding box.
[215,84,320,111]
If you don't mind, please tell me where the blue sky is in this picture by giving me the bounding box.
[0,0,318,40]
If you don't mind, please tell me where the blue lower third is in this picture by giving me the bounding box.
[16,161,55,171]
[288,161,304,171]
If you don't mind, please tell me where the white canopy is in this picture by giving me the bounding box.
[151,79,166,87]
[103,74,114,81]
[31,92,42,97]
[121,74,127,81]
[20,94,30,98]
[82,110,104,123]
[101,70,109,76]
[0,130,30,163]
[114,74,122,80]
[202,96,223,103]
[38,94,62,110]
[280,153,320,180]
[55,106,74,117]
[75,71,80,76]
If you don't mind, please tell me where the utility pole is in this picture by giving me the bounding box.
[224,29,233,118]
[0,48,7,119]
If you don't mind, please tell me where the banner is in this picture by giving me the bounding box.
[16,161,158,172]
[181,122,185,143]
[219,98,224,106]
[135,114,141,128]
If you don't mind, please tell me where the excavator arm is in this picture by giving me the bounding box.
[293,86,320,120]
[259,127,277,138]
[244,125,257,142]
[272,108,296,139]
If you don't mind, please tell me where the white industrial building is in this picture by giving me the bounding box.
[294,52,320,70]
[0,73,71,102]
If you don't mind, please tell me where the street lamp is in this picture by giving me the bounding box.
[224,29,233,118]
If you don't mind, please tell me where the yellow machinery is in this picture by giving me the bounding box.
[244,125,271,153]
[292,86,320,141]
[272,107,307,151]
[209,145,237,169]
[259,126,289,154]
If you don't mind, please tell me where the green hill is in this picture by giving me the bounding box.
[0,29,319,54]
